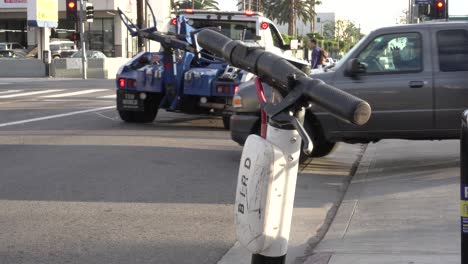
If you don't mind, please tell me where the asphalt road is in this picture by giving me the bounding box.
[0,78,242,264]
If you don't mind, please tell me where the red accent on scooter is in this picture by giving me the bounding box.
[254,77,267,139]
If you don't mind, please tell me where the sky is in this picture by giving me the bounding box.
[218,0,468,34]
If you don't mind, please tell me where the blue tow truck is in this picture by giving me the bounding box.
[116,4,299,128]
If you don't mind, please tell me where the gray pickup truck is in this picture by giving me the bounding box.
[230,22,468,160]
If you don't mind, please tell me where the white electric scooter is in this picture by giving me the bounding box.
[197,29,372,264]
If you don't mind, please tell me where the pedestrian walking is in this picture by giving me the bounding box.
[309,38,323,69]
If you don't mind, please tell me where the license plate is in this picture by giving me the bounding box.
[117,92,144,111]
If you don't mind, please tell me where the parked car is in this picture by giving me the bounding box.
[0,42,27,56]
[230,22,468,162]
[71,50,107,58]
[50,41,78,59]
[0,50,24,58]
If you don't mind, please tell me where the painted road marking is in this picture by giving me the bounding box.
[0,90,22,94]
[0,89,64,99]
[41,89,110,98]
[0,106,115,128]
[0,83,11,85]
[98,94,116,99]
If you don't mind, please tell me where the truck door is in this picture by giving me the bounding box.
[334,31,433,134]
[432,27,468,133]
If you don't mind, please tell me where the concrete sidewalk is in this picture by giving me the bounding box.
[305,140,461,264]
[218,143,367,264]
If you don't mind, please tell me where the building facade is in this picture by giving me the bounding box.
[0,0,171,57]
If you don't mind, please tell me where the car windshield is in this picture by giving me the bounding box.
[60,43,75,50]
[0,44,6,50]
[50,43,74,51]
[332,35,369,70]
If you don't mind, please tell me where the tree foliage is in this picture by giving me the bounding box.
[306,19,363,57]
[335,19,362,45]
[172,0,219,10]
[261,0,312,35]
[236,0,262,11]
[307,0,321,32]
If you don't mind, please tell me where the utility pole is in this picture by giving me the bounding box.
[79,0,87,79]
[137,0,144,52]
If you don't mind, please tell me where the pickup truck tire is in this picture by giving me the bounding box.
[118,93,161,123]
[299,118,337,163]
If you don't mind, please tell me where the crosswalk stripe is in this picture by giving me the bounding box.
[0,83,11,85]
[41,89,110,98]
[0,106,115,128]
[0,89,64,99]
[98,94,116,99]
[0,90,22,94]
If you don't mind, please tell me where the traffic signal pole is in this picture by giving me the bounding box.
[446,0,449,21]
[79,0,87,80]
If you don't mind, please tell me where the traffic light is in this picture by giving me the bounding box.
[72,32,80,41]
[432,0,447,19]
[86,3,94,22]
[66,0,78,20]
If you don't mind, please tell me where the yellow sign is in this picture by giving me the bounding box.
[37,0,58,21]
[461,200,468,217]
[27,0,58,27]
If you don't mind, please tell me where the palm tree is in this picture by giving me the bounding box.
[237,0,262,11]
[309,0,322,32]
[172,0,219,10]
[262,0,311,36]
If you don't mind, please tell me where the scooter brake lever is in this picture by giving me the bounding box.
[269,111,313,155]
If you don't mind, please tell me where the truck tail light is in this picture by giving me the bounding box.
[165,62,172,71]
[217,85,231,94]
[127,79,136,88]
[118,78,126,88]
[233,95,242,108]
[234,85,239,94]
[171,18,177,25]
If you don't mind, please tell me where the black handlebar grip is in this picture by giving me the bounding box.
[299,77,371,125]
[197,29,236,61]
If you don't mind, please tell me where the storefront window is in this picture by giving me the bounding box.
[51,20,76,41]
[0,20,27,47]
[87,18,114,57]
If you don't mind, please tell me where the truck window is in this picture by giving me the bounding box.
[437,30,468,72]
[191,20,257,41]
[267,25,284,48]
[357,32,422,74]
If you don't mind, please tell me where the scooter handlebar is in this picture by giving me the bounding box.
[197,29,371,125]
[297,77,370,125]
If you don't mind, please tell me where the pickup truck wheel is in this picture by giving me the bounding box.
[222,115,231,130]
[118,93,161,123]
[299,120,337,163]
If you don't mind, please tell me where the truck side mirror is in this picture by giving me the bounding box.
[289,39,299,50]
[345,58,366,78]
